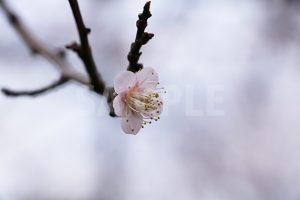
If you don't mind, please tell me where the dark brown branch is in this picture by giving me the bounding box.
[1,0,154,117]
[67,0,106,95]
[127,1,154,73]
[2,76,69,97]
[105,87,117,117]
[0,0,89,85]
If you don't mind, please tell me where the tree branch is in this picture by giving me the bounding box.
[1,0,155,117]
[127,1,154,73]
[0,0,89,86]
[67,0,106,95]
[2,76,69,97]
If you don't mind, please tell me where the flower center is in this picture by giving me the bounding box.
[126,90,161,115]
[124,84,165,128]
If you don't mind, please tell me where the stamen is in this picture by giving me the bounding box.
[127,103,139,113]
[145,81,158,84]
[125,84,165,128]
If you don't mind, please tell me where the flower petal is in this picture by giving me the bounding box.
[114,71,136,94]
[113,94,126,117]
[121,112,143,135]
[136,67,159,89]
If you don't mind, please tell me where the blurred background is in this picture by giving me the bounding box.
[1,0,300,199]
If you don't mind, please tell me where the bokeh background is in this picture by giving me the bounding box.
[1,0,300,199]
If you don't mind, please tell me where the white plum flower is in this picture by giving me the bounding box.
[113,67,164,135]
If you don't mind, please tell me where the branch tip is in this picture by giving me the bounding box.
[127,1,154,73]
[1,76,69,97]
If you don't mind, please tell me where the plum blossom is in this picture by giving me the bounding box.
[113,67,164,134]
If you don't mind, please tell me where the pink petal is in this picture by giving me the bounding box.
[113,94,126,117]
[121,112,143,135]
[114,71,136,94]
[136,67,159,89]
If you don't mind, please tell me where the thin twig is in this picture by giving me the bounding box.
[127,1,154,73]
[0,0,89,85]
[1,0,154,117]
[67,0,106,95]
[2,76,69,97]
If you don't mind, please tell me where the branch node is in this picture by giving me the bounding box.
[141,32,154,44]
[8,13,18,24]
[136,19,147,30]
[66,41,82,55]
[85,27,91,34]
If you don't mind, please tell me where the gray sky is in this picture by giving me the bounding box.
[1,0,300,199]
